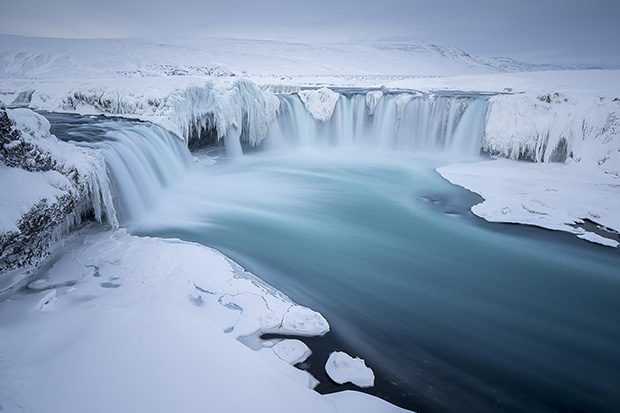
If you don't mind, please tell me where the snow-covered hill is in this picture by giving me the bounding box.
[0,35,589,79]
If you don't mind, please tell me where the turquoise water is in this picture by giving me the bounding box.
[47,112,620,413]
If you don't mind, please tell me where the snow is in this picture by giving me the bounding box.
[273,339,313,365]
[0,35,559,81]
[0,226,404,412]
[327,391,411,413]
[1,108,118,228]
[298,87,341,122]
[0,166,69,232]
[365,90,383,115]
[482,94,620,169]
[438,159,620,247]
[325,351,375,388]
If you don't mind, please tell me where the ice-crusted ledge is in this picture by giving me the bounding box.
[5,78,281,148]
[365,90,383,115]
[297,87,341,122]
[483,93,620,174]
[0,108,117,290]
[0,226,408,412]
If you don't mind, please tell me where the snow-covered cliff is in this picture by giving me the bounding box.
[483,93,620,174]
[0,107,117,290]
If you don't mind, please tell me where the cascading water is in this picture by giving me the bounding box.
[45,113,193,224]
[263,92,488,154]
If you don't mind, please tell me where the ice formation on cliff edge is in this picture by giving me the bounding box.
[0,108,117,285]
[53,79,280,147]
[483,93,620,174]
[5,77,618,174]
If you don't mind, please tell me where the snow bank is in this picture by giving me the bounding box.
[326,351,375,388]
[438,159,620,247]
[0,108,117,280]
[298,87,341,122]
[0,226,406,413]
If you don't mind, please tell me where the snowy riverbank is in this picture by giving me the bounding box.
[0,224,406,413]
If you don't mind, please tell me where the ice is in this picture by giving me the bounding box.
[365,90,383,115]
[326,351,375,388]
[297,87,341,122]
[273,339,312,365]
[1,108,119,278]
[2,108,117,228]
[483,94,620,170]
[176,80,280,146]
[280,305,330,336]
[438,159,620,247]
[0,166,68,232]
[576,231,619,248]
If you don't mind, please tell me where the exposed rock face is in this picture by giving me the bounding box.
[0,108,117,287]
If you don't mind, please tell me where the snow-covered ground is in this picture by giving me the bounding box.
[0,35,573,80]
[438,159,620,247]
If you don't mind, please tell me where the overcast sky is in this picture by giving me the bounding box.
[2,0,619,67]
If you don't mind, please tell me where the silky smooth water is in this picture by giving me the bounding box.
[47,112,620,413]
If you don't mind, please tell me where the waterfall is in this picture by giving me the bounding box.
[101,124,192,223]
[263,92,488,155]
[49,91,489,223]
[51,116,193,224]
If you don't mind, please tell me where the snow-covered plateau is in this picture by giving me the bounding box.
[1,35,620,412]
